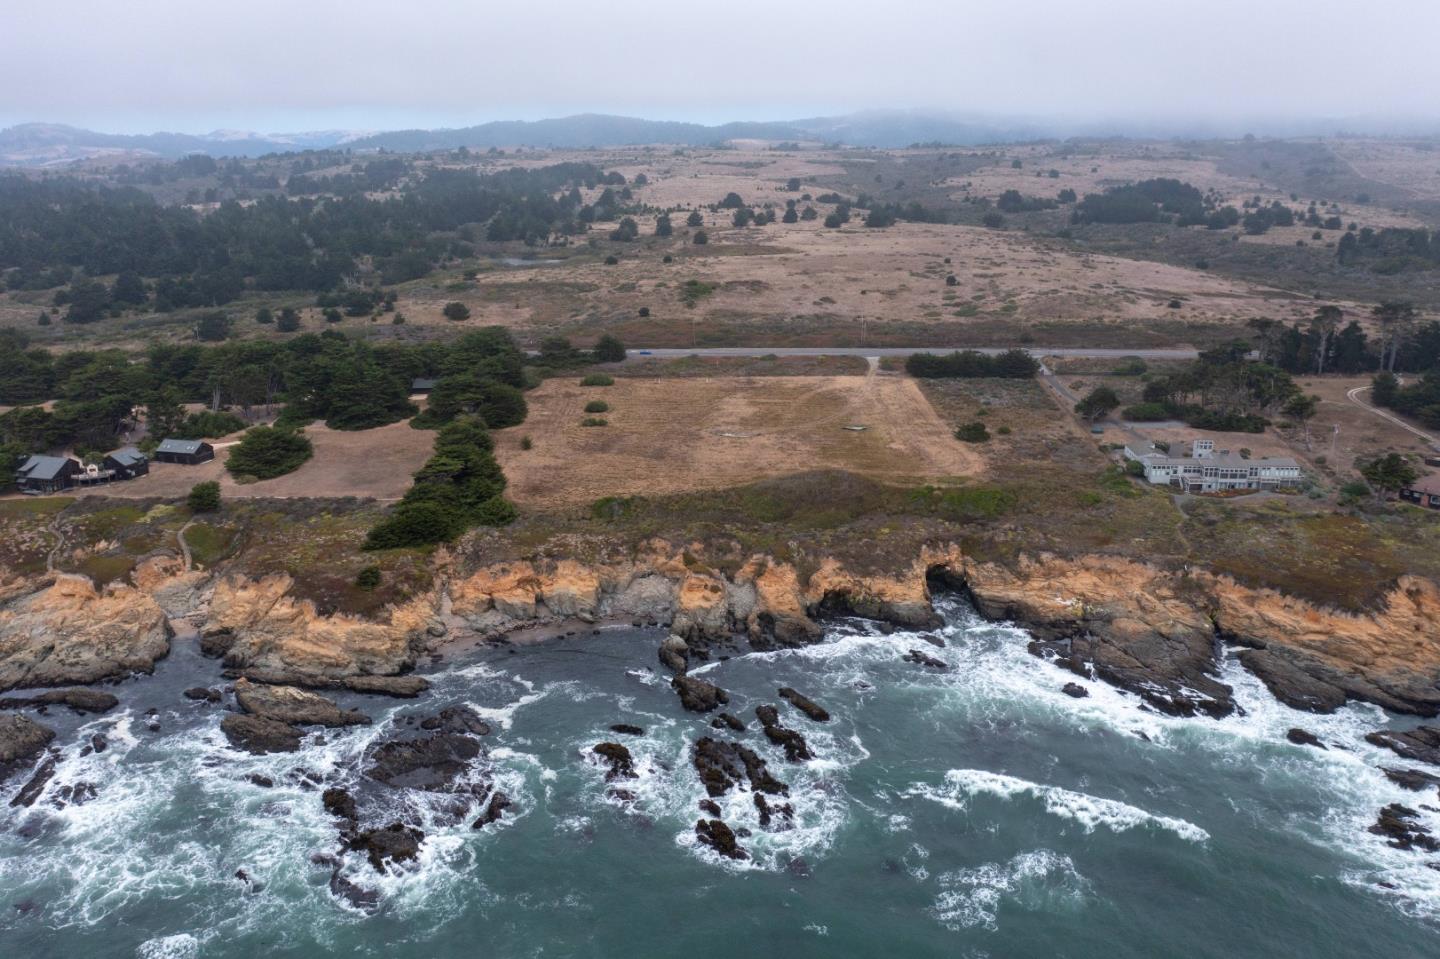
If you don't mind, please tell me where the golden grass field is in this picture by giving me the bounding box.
[494,371,983,508]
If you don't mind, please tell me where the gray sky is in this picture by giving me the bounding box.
[3,0,1438,133]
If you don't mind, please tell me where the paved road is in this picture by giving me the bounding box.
[1345,384,1440,448]
[625,347,1201,360]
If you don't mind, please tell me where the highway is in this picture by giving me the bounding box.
[624,346,1201,360]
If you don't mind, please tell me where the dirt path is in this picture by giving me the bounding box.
[44,513,65,573]
[1346,384,1439,447]
[177,519,196,571]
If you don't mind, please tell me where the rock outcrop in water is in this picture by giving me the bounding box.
[0,714,55,780]
[233,678,370,728]
[0,688,118,714]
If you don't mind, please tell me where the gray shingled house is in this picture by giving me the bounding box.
[14,454,81,493]
[154,438,215,465]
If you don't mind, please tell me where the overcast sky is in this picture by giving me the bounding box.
[3,0,1438,134]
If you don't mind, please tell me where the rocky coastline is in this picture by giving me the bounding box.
[1,542,1438,721]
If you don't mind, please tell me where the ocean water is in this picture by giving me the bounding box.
[2,594,1438,958]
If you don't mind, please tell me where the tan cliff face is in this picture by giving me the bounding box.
[0,574,171,691]
[202,573,433,684]
[0,541,1436,716]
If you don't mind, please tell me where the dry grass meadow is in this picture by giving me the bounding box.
[494,371,982,508]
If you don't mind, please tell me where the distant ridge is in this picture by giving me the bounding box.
[5,111,1439,167]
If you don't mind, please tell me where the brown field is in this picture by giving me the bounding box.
[12,137,1436,355]
[493,372,982,508]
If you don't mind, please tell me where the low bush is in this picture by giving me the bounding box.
[584,400,610,413]
[954,422,990,442]
[581,374,615,386]
[581,417,608,427]
[187,480,221,513]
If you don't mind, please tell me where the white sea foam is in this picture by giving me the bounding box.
[931,849,1089,931]
[136,933,200,959]
[910,769,1210,842]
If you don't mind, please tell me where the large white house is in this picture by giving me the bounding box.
[1123,439,1303,494]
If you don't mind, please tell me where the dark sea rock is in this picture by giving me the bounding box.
[1028,630,1235,720]
[1286,728,1325,749]
[1369,803,1440,852]
[692,737,787,797]
[53,781,97,807]
[903,650,949,671]
[609,723,645,736]
[347,822,425,873]
[1238,650,1347,714]
[235,679,369,728]
[322,787,358,822]
[1062,682,1090,698]
[184,687,222,703]
[659,636,689,674]
[1382,768,1440,792]
[329,870,380,911]
[343,675,430,698]
[0,715,55,777]
[418,707,491,736]
[9,754,57,808]
[755,705,813,762]
[754,791,794,828]
[592,742,638,781]
[247,774,275,789]
[1366,727,1440,766]
[0,689,118,715]
[221,714,302,754]
[695,818,748,860]
[472,791,511,829]
[699,799,722,817]
[779,687,830,722]
[712,712,746,732]
[672,675,728,713]
[365,731,484,792]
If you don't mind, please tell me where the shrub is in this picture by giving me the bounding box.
[692,230,708,245]
[1074,387,1120,421]
[1122,402,1172,421]
[355,565,382,591]
[581,417,608,427]
[364,501,459,549]
[638,307,650,317]
[255,307,273,324]
[520,435,533,450]
[954,422,990,442]
[906,350,1038,379]
[225,426,313,480]
[686,211,704,228]
[581,373,614,386]
[276,307,300,332]
[981,212,1006,229]
[604,255,619,265]
[443,302,471,321]
[584,400,610,413]
[593,333,627,362]
[187,480,221,513]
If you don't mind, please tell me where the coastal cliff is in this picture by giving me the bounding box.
[1,542,1437,717]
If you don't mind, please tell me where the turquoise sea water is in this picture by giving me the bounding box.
[2,594,1438,958]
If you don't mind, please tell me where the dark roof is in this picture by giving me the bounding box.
[412,377,439,391]
[107,446,147,466]
[156,438,208,454]
[1407,474,1440,496]
[17,454,75,481]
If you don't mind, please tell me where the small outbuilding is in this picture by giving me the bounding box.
[154,438,215,465]
[14,454,80,493]
[411,377,438,395]
[104,447,150,480]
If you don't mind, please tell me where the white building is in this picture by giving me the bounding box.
[1124,439,1303,494]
